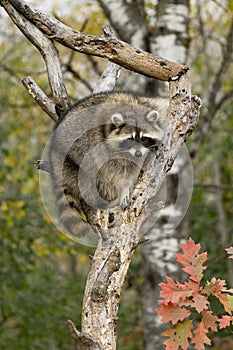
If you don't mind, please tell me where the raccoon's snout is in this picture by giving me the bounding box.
[134,150,142,157]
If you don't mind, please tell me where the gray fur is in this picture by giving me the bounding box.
[48,92,168,239]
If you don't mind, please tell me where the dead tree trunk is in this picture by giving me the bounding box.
[0,1,201,348]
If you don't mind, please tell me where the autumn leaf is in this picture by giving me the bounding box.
[204,278,233,314]
[157,302,191,325]
[228,295,233,310]
[202,310,218,332]
[192,294,209,313]
[217,293,233,314]
[219,315,233,329]
[163,320,193,350]
[159,276,193,304]
[158,239,233,350]
[176,238,207,283]
[203,277,226,296]
[191,322,211,350]
[225,247,233,259]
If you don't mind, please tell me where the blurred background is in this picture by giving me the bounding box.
[0,1,233,349]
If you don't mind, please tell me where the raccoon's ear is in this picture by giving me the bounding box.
[146,110,159,123]
[111,113,124,127]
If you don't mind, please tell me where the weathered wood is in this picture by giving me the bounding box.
[22,77,58,121]
[76,75,201,349]
[0,1,201,349]
[1,0,70,113]
[93,61,121,94]
[3,0,189,82]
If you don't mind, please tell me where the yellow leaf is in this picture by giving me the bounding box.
[80,253,89,263]
[16,201,25,208]
[1,202,8,211]
[6,217,14,228]
[17,209,26,219]
[4,156,17,168]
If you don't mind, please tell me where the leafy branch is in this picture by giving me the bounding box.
[157,238,233,350]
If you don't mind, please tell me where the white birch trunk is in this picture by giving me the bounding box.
[140,1,191,349]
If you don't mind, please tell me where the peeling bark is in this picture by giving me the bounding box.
[66,78,200,349]
[139,1,192,349]
[0,0,189,82]
[98,0,148,49]
[0,1,201,349]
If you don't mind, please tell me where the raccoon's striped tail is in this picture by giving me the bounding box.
[56,190,98,246]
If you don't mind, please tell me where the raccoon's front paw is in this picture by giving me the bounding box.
[119,188,130,209]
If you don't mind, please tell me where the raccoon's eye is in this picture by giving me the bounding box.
[141,137,155,148]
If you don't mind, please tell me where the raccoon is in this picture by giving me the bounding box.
[48,92,168,241]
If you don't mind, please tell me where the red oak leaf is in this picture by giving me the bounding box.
[176,238,208,283]
[225,247,233,259]
[205,279,233,314]
[217,293,233,314]
[202,310,218,332]
[185,279,200,294]
[157,302,191,325]
[159,276,193,304]
[228,295,233,310]
[163,320,193,350]
[219,315,233,329]
[191,322,211,350]
[192,294,209,313]
[204,277,226,296]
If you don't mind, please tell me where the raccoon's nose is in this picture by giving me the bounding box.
[134,150,142,157]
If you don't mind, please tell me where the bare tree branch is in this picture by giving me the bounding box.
[190,17,233,158]
[208,18,233,114]
[1,0,189,82]
[93,61,121,93]
[63,60,93,94]
[22,77,58,121]
[194,182,233,191]
[0,0,70,114]
[0,1,201,349]
[215,86,233,111]
[66,320,103,350]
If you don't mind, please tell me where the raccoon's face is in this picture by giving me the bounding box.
[107,109,164,158]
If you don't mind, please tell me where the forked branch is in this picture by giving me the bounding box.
[1,0,189,84]
[0,1,201,349]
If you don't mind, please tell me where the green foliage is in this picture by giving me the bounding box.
[1,1,233,349]
[0,4,140,349]
[0,13,94,350]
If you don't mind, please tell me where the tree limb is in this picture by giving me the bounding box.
[93,61,121,94]
[207,18,233,113]
[66,320,103,350]
[79,75,201,350]
[194,182,233,191]
[0,2,201,349]
[190,17,233,158]
[1,0,189,82]
[22,77,58,122]
[0,0,70,113]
